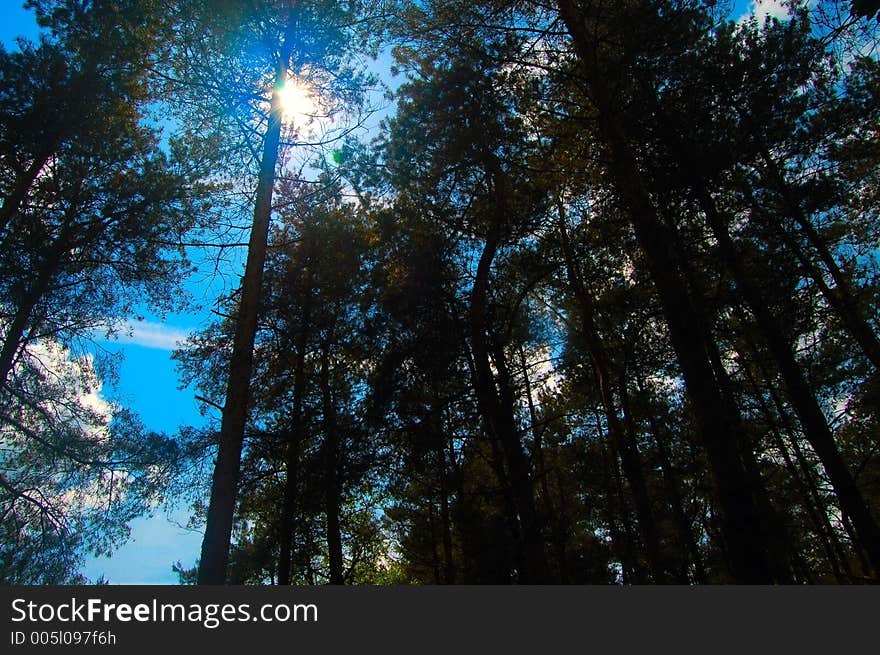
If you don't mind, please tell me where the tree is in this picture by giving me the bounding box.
[372,0,879,582]
[378,34,558,579]
[0,0,206,582]
[176,178,387,585]
[153,0,379,583]
[0,2,203,386]
[0,336,182,583]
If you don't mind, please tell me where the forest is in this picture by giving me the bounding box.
[1,0,879,585]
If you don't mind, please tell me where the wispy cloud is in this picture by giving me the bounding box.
[113,320,190,351]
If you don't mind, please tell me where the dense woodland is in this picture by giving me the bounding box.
[1,0,880,584]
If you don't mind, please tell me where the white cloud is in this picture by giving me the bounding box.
[115,320,189,351]
[21,338,114,432]
[738,0,792,24]
[2,335,118,517]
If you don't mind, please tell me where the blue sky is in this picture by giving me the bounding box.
[1,0,775,584]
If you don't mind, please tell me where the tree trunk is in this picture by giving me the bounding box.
[320,341,344,585]
[758,387,850,582]
[596,411,641,584]
[738,333,857,582]
[277,263,313,585]
[0,214,81,388]
[197,55,288,585]
[518,345,567,582]
[637,384,707,584]
[660,196,796,583]
[616,368,670,583]
[492,331,551,583]
[462,334,522,582]
[557,208,666,582]
[436,426,456,584]
[0,256,59,388]
[468,226,549,583]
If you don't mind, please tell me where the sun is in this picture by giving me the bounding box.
[277,77,317,127]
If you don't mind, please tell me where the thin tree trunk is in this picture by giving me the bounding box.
[427,502,442,584]
[596,411,641,584]
[787,435,855,581]
[518,345,550,506]
[551,468,572,584]
[840,510,874,580]
[0,215,81,388]
[319,341,344,585]
[616,368,669,583]
[277,263,313,585]
[661,198,796,583]
[638,389,707,584]
[557,208,666,582]
[0,259,58,388]
[753,381,850,582]
[490,332,550,583]
[437,440,456,584]
[426,389,456,584]
[276,425,301,585]
[518,345,564,582]
[461,336,522,582]
[468,226,549,583]
[197,54,288,585]
[742,339,857,581]
[429,398,456,584]
[523,348,581,583]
